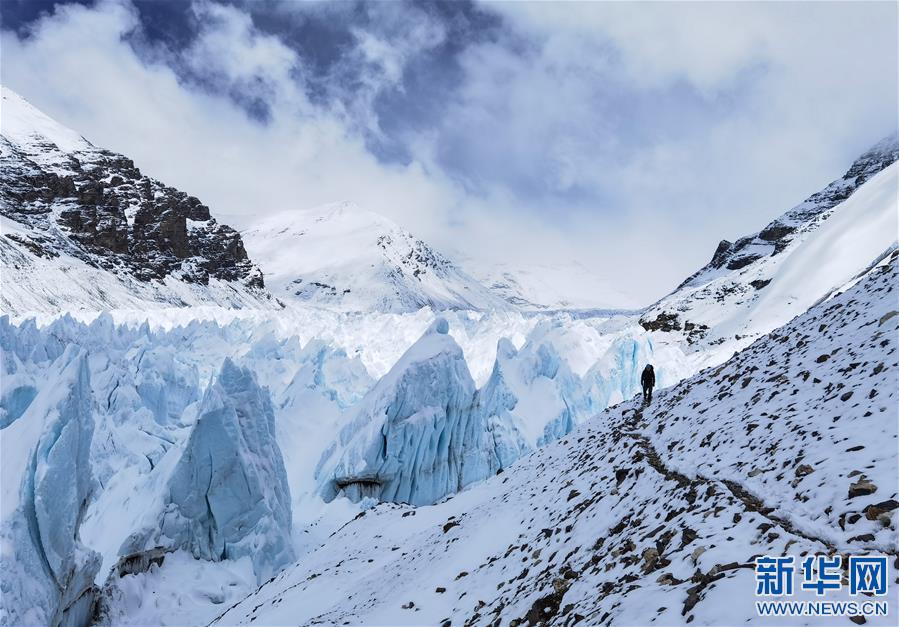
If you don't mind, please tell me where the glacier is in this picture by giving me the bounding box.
[121,359,294,584]
[0,347,101,627]
[317,317,500,506]
[0,301,705,625]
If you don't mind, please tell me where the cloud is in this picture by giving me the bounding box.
[1,0,895,306]
[0,0,462,236]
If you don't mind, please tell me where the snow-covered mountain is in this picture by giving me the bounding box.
[2,85,897,627]
[470,260,640,311]
[242,202,510,313]
[640,134,899,352]
[0,86,271,315]
[212,248,899,627]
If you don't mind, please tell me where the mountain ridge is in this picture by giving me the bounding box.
[0,85,271,315]
[639,132,899,351]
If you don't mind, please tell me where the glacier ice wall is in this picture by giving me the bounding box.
[1,305,686,606]
[476,335,591,468]
[0,348,101,627]
[318,318,500,506]
[123,359,295,583]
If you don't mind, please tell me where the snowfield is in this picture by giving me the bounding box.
[242,201,512,313]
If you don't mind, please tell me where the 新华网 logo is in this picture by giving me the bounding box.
[754,554,890,619]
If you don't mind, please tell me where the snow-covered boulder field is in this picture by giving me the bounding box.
[213,252,899,627]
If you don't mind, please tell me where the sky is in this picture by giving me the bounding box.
[1,0,896,306]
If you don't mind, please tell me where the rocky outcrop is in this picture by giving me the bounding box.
[679,133,899,289]
[639,312,709,342]
[0,87,264,296]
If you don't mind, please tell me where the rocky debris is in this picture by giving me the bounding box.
[639,312,709,343]
[639,312,681,332]
[848,478,877,499]
[111,547,170,579]
[863,500,898,521]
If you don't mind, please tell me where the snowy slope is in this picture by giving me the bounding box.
[214,250,898,627]
[470,260,640,311]
[0,86,272,315]
[641,134,899,353]
[242,202,511,313]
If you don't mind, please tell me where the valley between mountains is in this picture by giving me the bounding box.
[1,86,896,626]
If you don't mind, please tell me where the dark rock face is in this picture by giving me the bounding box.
[640,312,682,333]
[726,254,762,271]
[709,240,733,269]
[0,135,263,290]
[640,312,709,343]
[675,133,899,291]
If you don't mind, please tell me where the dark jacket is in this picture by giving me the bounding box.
[641,366,655,389]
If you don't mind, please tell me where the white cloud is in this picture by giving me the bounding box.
[0,0,461,240]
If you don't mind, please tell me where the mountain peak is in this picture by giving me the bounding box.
[243,204,510,313]
[0,85,92,157]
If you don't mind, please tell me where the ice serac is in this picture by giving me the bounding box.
[319,317,499,506]
[124,359,294,584]
[477,334,592,469]
[0,348,101,627]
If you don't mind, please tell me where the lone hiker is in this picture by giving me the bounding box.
[641,364,655,403]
